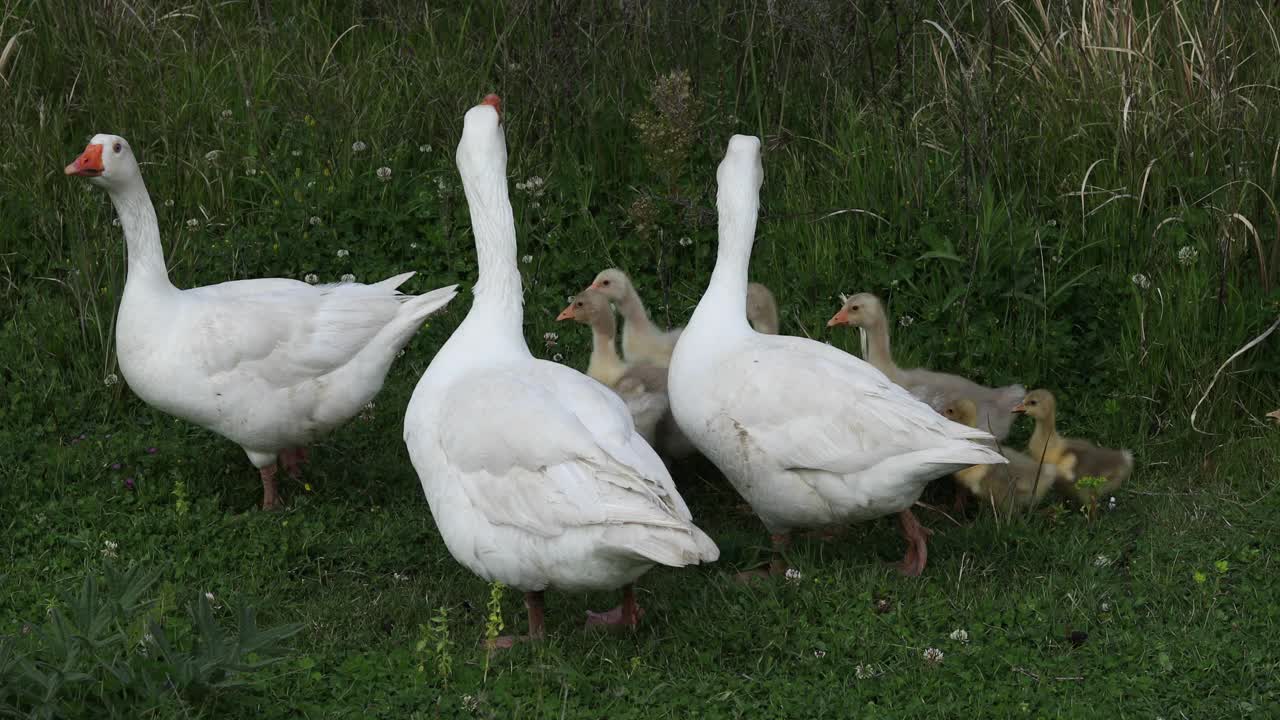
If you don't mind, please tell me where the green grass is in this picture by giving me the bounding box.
[2,0,1280,717]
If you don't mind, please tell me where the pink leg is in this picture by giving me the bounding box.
[735,533,792,583]
[280,447,309,479]
[897,509,933,576]
[489,591,546,649]
[260,465,283,511]
[585,585,645,629]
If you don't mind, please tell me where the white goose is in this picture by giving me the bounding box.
[66,134,457,510]
[404,96,717,645]
[667,135,1004,577]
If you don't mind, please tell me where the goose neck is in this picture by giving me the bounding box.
[108,178,173,292]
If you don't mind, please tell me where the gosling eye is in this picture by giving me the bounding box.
[601,279,611,286]
[1028,400,1038,406]
[113,142,122,154]
[575,301,583,308]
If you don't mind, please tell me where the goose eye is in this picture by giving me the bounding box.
[601,280,611,286]
[850,305,860,311]
[575,301,583,308]
[113,142,122,154]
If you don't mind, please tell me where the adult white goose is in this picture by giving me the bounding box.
[403,96,717,645]
[667,135,1005,577]
[66,134,457,510]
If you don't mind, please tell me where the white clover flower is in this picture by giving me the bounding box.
[409,242,419,250]
[1131,273,1151,290]
[1093,554,1113,567]
[220,109,233,120]
[784,568,802,583]
[552,353,563,362]
[521,254,533,264]
[1177,246,1198,266]
[205,150,220,162]
[104,373,119,387]
[543,332,558,343]
[204,591,221,608]
[245,167,257,177]
[101,540,119,559]
[854,663,877,680]
[922,647,944,663]
[1100,602,1112,613]
[352,140,367,153]
[678,236,693,247]
[419,144,432,153]
[376,166,392,182]
[949,629,969,644]
[461,695,479,712]
[1107,496,1117,511]
[813,649,826,659]
[336,248,350,258]
[396,349,406,358]
[530,201,540,209]
[899,315,915,328]
[516,181,527,191]
[529,175,544,187]
[306,180,316,189]
[304,273,319,285]
[340,273,356,283]
[186,218,200,229]
[435,176,448,190]
[1048,219,1058,227]
[309,216,322,227]
[164,199,175,207]
[291,149,302,157]
[508,62,521,71]
[112,218,121,227]
[393,571,409,582]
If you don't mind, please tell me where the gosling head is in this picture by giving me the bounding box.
[942,398,979,428]
[827,292,885,328]
[587,268,633,303]
[1012,389,1057,421]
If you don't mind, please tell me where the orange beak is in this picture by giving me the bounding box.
[65,143,104,177]
[588,281,602,291]
[556,302,575,321]
[482,93,501,118]
[1011,403,1027,414]
[827,307,849,327]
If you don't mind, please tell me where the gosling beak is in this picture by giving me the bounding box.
[827,308,849,327]
[65,143,104,177]
[1011,403,1027,414]
[556,303,575,321]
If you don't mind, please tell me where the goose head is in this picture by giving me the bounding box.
[457,94,505,186]
[588,268,633,303]
[716,135,763,224]
[827,292,885,328]
[65,134,141,190]
[942,398,979,428]
[1012,389,1056,421]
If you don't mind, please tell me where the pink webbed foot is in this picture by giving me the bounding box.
[585,585,644,629]
[734,533,793,583]
[487,591,546,651]
[897,509,934,577]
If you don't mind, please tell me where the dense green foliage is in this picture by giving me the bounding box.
[2,1,1278,717]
